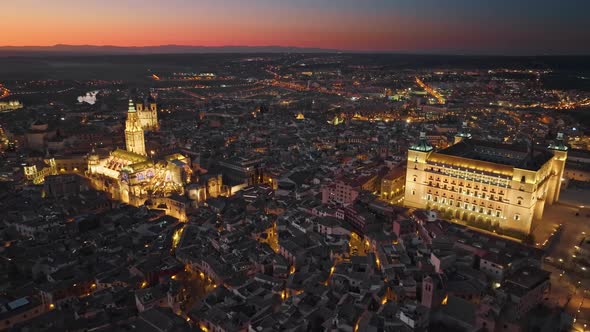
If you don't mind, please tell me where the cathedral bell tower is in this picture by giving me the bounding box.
[125,100,146,156]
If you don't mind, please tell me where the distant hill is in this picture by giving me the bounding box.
[0,44,343,55]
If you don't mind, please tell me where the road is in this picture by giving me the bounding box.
[415,77,445,104]
[349,232,369,256]
[172,269,216,314]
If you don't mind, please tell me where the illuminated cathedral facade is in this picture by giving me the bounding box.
[135,97,159,131]
[124,100,146,156]
[404,131,567,236]
[85,99,224,220]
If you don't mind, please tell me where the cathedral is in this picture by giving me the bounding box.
[85,99,225,218]
[87,99,185,206]
[135,96,159,131]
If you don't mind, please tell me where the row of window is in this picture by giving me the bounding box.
[426,195,522,221]
[424,165,510,187]
[424,176,507,194]
[427,194,504,217]
[427,188,507,202]
[426,182,506,200]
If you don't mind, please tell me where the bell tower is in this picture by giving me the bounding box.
[125,100,146,156]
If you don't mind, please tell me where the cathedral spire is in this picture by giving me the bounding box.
[125,100,146,155]
[128,99,136,113]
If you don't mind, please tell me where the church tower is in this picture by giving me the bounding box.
[404,132,434,208]
[135,95,159,131]
[87,146,100,174]
[125,100,146,156]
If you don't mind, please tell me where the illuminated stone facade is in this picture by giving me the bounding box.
[125,100,146,156]
[23,159,57,185]
[86,100,187,218]
[135,98,159,131]
[0,100,23,112]
[404,132,567,236]
[187,174,225,205]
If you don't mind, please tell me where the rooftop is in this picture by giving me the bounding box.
[434,139,554,171]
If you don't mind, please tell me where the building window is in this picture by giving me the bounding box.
[514,214,520,221]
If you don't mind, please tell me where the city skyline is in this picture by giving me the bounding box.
[2,2,590,331]
[2,0,590,55]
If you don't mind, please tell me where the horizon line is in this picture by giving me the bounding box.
[0,44,589,57]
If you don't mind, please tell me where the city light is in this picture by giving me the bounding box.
[2,13,588,331]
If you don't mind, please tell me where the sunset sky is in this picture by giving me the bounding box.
[2,0,589,54]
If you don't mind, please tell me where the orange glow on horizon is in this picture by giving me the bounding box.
[2,1,584,54]
[0,3,511,51]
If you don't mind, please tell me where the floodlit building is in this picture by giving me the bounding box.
[404,131,567,236]
[125,100,147,156]
[0,100,23,112]
[86,100,188,212]
[135,96,159,131]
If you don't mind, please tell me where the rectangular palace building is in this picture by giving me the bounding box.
[404,132,567,235]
